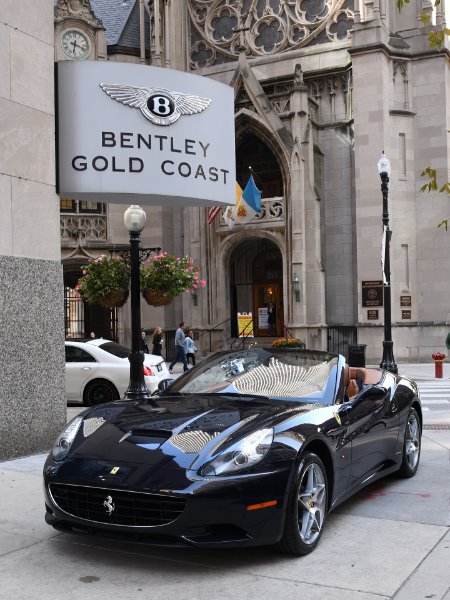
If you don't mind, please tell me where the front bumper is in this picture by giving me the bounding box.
[43,458,293,549]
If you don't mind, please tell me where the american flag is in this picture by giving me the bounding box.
[207,205,222,225]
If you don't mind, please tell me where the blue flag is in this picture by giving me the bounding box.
[223,175,262,228]
[242,175,262,213]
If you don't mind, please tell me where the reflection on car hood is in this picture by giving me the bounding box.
[70,395,316,468]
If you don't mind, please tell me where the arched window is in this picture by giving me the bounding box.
[236,132,284,198]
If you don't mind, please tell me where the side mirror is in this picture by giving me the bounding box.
[158,378,174,392]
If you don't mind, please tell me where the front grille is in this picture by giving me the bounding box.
[49,483,186,527]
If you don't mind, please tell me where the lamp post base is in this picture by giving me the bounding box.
[380,340,398,374]
[124,350,152,401]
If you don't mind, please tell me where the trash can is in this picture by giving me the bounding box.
[348,344,366,367]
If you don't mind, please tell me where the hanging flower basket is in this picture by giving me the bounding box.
[75,255,130,307]
[142,288,173,307]
[140,252,205,305]
[98,288,129,309]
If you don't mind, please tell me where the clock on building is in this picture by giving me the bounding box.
[60,29,91,59]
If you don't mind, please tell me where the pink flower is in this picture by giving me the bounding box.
[199,280,206,287]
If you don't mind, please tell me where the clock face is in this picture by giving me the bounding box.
[61,30,91,59]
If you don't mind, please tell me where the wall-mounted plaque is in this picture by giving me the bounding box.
[402,310,412,319]
[367,309,379,320]
[400,295,411,307]
[362,281,383,307]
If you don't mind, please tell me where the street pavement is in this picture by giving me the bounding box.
[1,362,449,600]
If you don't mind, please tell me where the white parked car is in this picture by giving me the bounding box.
[65,338,171,405]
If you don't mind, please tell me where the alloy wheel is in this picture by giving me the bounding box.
[405,412,420,471]
[297,462,327,545]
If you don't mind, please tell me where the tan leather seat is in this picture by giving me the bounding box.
[345,366,382,397]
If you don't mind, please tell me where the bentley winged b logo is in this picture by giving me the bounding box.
[99,83,211,126]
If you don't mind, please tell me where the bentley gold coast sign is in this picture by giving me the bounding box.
[56,61,236,207]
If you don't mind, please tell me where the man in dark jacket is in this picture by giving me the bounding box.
[140,329,149,354]
[169,322,188,373]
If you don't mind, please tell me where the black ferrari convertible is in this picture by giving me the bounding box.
[43,348,422,555]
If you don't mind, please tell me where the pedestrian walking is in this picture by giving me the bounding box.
[446,331,450,357]
[169,322,188,373]
[140,329,149,354]
[152,326,163,356]
[185,330,197,366]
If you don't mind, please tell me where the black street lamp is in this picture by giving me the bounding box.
[123,205,152,400]
[378,153,398,374]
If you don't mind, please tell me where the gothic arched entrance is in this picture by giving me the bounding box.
[230,238,283,338]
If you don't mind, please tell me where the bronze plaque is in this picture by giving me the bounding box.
[367,309,379,320]
[402,310,412,319]
[400,295,411,307]
[362,281,383,307]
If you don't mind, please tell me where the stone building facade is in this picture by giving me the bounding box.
[0,2,66,460]
[56,0,450,363]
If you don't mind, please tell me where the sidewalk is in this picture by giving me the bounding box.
[1,432,448,599]
[369,362,450,381]
[0,360,449,599]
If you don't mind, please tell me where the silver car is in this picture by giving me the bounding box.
[65,338,171,405]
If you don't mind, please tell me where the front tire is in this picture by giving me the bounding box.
[83,379,119,406]
[276,452,328,556]
[397,407,421,478]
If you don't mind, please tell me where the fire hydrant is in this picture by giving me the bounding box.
[432,352,446,378]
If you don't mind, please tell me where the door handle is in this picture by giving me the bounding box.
[82,367,91,370]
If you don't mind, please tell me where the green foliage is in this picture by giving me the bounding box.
[398,1,447,50]
[76,255,130,305]
[140,252,205,299]
[397,0,449,227]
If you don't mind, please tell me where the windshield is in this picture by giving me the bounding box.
[166,348,339,403]
[98,342,130,359]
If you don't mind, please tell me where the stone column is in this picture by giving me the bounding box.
[0,1,66,460]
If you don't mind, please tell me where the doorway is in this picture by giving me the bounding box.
[253,283,281,337]
[230,239,283,338]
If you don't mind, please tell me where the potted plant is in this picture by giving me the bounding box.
[272,338,305,348]
[75,255,131,308]
[140,252,205,306]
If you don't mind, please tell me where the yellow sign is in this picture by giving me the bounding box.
[237,312,254,338]
[110,467,120,475]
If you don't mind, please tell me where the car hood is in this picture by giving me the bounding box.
[52,395,317,488]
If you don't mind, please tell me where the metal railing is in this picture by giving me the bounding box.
[231,319,255,352]
[282,322,294,339]
[195,318,232,353]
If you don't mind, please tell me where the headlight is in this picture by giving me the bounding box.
[52,416,83,462]
[201,428,273,476]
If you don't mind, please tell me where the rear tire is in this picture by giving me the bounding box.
[276,452,328,556]
[397,407,421,478]
[83,379,119,406]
